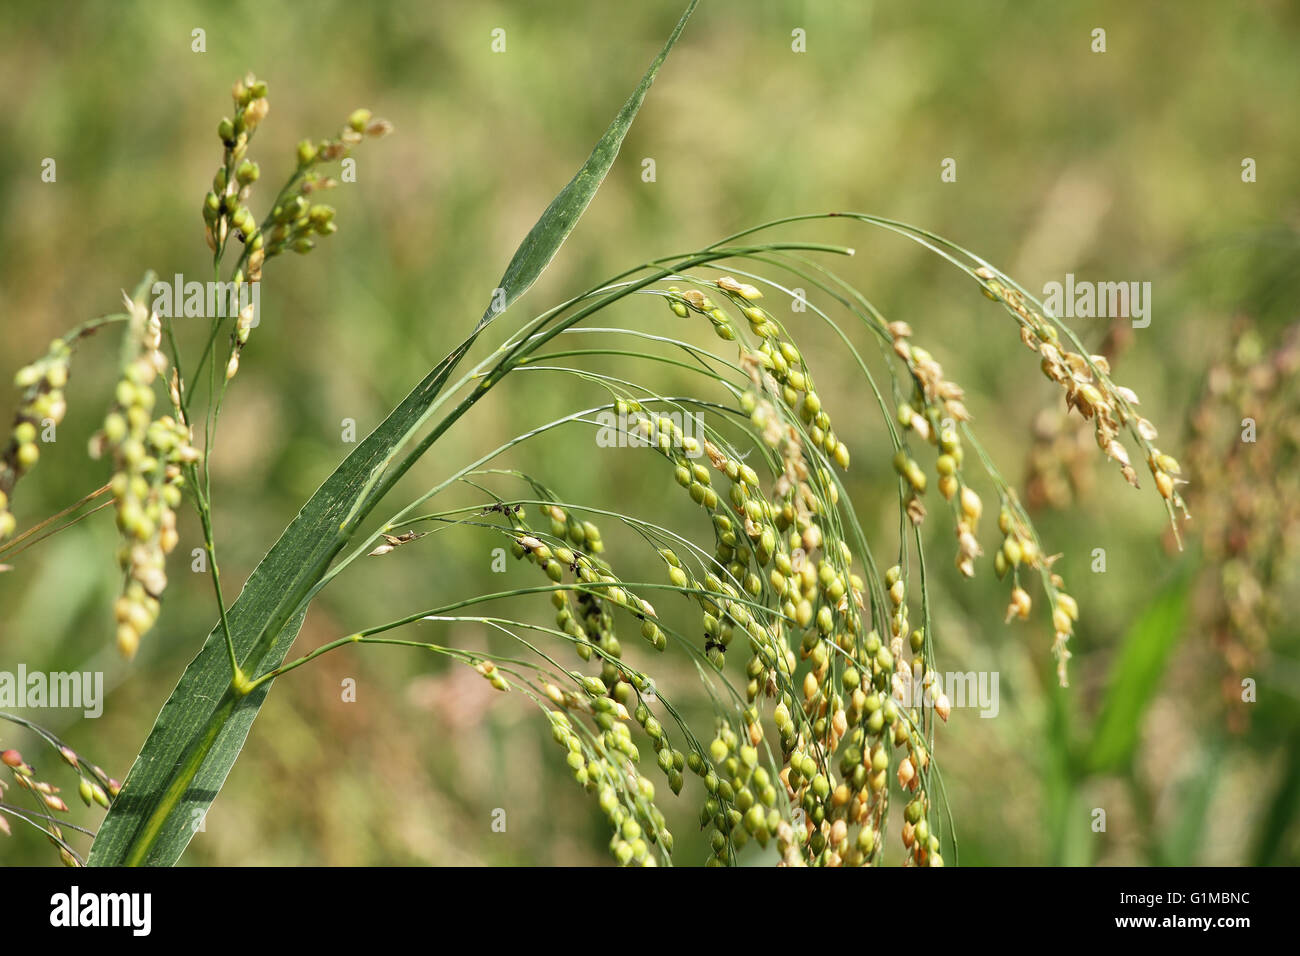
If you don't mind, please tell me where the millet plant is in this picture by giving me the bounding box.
[0,3,1187,867]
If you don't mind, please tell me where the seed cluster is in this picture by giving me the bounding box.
[498,503,682,864]
[887,322,1083,683]
[1,340,74,541]
[263,108,392,263]
[957,265,1189,681]
[92,292,200,658]
[973,266,1188,524]
[510,504,664,672]
[543,708,671,866]
[202,76,391,382]
[203,73,271,261]
[881,277,1163,684]
[669,277,851,471]
[887,320,981,542]
[1,735,119,867]
[700,724,782,860]
[630,280,955,864]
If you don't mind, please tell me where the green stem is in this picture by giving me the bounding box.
[243,633,363,690]
[194,482,239,676]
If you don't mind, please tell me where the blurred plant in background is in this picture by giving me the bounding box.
[1183,320,1299,734]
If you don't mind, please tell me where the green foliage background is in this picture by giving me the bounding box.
[2,0,1298,865]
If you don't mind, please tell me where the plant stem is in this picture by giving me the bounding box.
[184,260,240,675]
[193,479,239,676]
[0,482,110,557]
[0,500,114,563]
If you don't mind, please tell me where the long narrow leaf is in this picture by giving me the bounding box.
[477,0,698,331]
[1086,572,1191,774]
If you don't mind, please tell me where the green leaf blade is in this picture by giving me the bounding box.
[1085,571,1192,775]
[478,0,698,331]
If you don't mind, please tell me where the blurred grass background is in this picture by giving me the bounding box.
[1,0,1298,865]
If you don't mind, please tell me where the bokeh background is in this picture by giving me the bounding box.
[2,0,1298,865]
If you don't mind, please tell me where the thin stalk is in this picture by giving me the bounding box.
[0,482,110,557]
[0,500,114,562]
